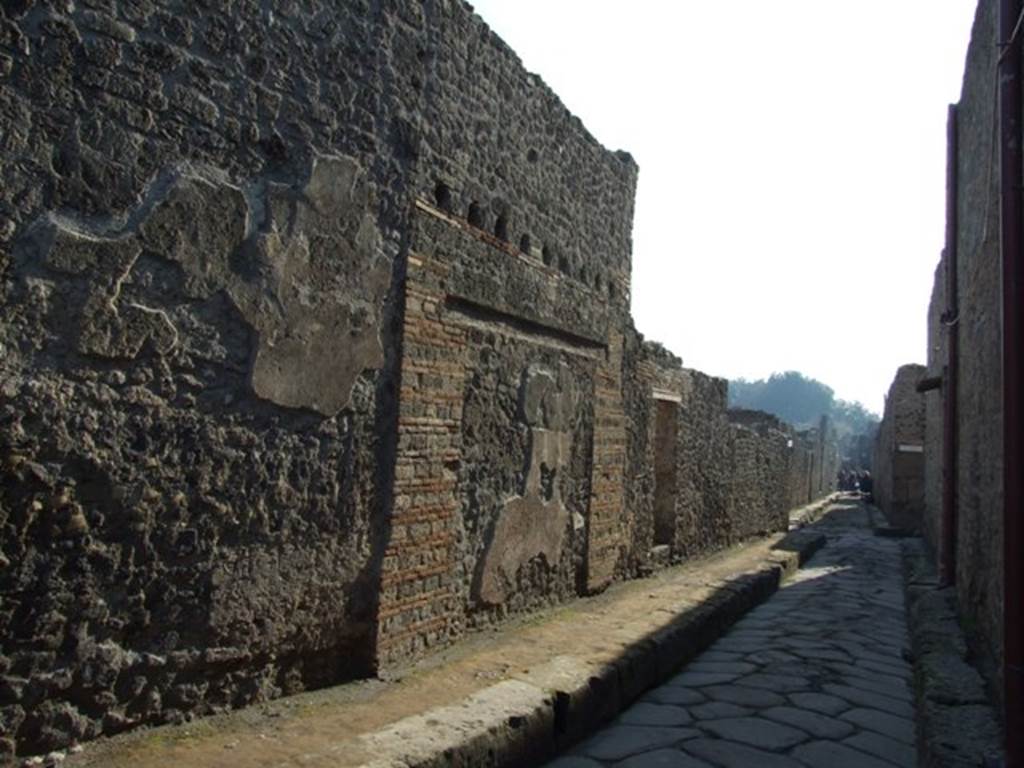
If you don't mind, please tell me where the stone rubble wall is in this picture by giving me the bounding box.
[1,0,426,757]
[874,364,926,529]
[626,349,838,567]
[919,0,1004,699]
[950,0,1004,693]
[0,0,836,758]
[923,261,946,554]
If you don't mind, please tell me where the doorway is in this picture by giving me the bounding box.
[653,399,679,547]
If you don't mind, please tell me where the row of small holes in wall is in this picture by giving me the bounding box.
[433,182,617,299]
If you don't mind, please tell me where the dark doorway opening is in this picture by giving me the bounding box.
[653,399,679,547]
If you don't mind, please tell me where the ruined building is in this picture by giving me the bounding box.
[0,0,837,757]
[873,364,926,530]
[883,0,1024,753]
[917,0,1006,704]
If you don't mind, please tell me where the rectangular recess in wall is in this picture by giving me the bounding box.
[653,399,679,547]
[443,296,606,359]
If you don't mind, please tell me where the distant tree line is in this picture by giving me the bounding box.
[728,371,879,469]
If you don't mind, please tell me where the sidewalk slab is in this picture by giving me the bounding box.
[788,493,840,530]
[58,528,826,768]
[901,538,1003,767]
[550,497,919,768]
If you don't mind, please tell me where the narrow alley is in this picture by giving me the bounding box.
[548,498,916,768]
[3,1,1019,763]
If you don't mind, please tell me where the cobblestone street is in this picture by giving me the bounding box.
[547,498,917,768]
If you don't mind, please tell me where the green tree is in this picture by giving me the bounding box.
[729,371,835,428]
[728,371,880,466]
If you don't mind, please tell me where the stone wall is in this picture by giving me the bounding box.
[874,364,926,529]
[0,0,633,754]
[726,411,791,540]
[628,351,836,566]
[375,201,614,664]
[918,0,1004,694]
[923,261,946,554]
[0,0,837,758]
[0,0,422,755]
[952,0,1004,687]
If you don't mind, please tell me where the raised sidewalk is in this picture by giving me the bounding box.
[60,499,832,768]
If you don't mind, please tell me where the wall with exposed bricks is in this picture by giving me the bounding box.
[1,0,838,757]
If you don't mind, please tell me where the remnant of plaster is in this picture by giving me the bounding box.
[37,229,179,359]
[19,155,389,416]
[245,156,389,415]
[477,363,578,605]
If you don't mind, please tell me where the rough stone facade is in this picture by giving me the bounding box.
[619,346,837,569]
[874,364,926,530]
[0,0,838,758]
[923,259,947,554]
[918,0,1004,698]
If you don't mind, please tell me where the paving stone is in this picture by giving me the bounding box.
[723,626,778,635]
[688,701,751,720]
[781,637,834,651]
[831,643,872,663]
[547,758,603,768]
[787,692,851,716]
[768,662,824,679]
[839,707,916,744]
[858,658,914,678]
[683,737,805,768]
[744,649,799,665]
[761,706,855,739]
[793,612,844,625]
[709,639,766,653]
[872,632,910,648]
[701,684,786,708]
[666,671,738,687]
[614,748,715,768]
[821,684,915,717]
[837,631,905,653]
[751,599,799,613]
[844,731,916,767]
[788,647,852,663]
[543,509,925,768]
[575,726,700,761]
[857,649,911,668]
[643,687,705,706]
[826,661,903,685]
[697,716,808,750]
[685,661,757,675]
[697,651,744,663]
[734,672,810,693]
[618,703,693,727]
[791,740,896,768]
[838,672,913,702]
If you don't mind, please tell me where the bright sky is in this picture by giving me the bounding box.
[469,0,978,415]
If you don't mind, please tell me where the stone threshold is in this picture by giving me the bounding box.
[59,526,827,768]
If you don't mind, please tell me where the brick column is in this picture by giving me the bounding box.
[586,330,627,592]
[374,254,467,668]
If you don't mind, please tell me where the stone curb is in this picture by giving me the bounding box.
[900,538,1004,768]
[788,492,841,530]
[352,530,827,768]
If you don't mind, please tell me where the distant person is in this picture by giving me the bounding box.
[860,471,874,502]
[839,470,853,492]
